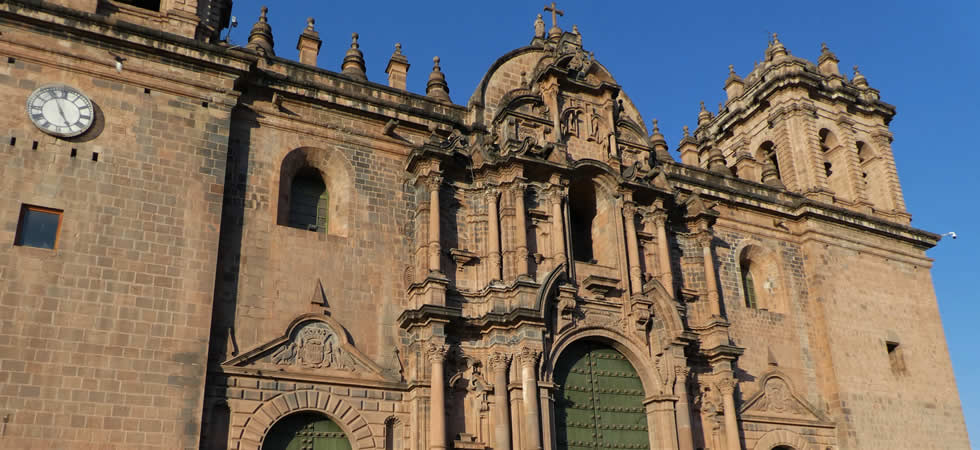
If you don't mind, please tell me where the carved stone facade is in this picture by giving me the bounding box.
[0,2,968,450]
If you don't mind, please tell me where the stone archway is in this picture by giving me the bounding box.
[237,389,376,450]
[264,411,352,450]
[752,429,812,450]
[553,341,649,450]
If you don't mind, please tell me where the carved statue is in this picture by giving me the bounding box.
[589,107,602,141]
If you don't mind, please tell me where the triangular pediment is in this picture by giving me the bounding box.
[739,372,832,426]
[223,313,385,381]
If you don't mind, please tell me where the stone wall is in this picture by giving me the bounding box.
[0,9,243,447]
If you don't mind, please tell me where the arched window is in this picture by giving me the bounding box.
[288,167,328,232]
[742,263,757,308]
[738,243,785,312]
[759,141,780,180]
[856,140,890,210]
[818,128,838,152]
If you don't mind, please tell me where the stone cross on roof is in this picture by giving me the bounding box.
[544,2,564,33]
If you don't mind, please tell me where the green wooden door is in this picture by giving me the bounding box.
[555,343,649,450]
[263,412,352,450]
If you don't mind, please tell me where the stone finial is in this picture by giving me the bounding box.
[426,56,451,102]
[698,101,711,126]
[766,32,788,61]
[534,13,546,39]
[385,43,410,90]
[296,17,322,66]
[707,147,731,175]
[247,6,275,56]
[851,65,869,88]
[342,32,367,81]
[649,119,671,161]
[725,64,744,95]
[678,125,699,166]
[817,42,841,76]
[572,24,579,34]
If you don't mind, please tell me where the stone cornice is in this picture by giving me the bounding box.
[661,162,938,249]
[1,0,254,75]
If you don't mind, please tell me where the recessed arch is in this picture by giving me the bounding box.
[543,327,659,395]
[237,389,376,450]
[567,162,622,267]
[751,429,812,450]
[276,146,355,237]
[756,141,781,182]
[733,240,787,314]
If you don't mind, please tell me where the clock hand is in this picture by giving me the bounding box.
[53,98,70,127]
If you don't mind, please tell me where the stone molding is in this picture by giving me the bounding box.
[237,389,376,450]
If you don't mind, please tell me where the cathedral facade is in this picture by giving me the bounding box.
[0,1,969,449]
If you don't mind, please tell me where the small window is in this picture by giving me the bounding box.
[15,205,63,249]
[742,266,757,308]
[886,341,907,375]
[288,168,328,232]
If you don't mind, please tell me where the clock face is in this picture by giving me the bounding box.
[26,85,94,138]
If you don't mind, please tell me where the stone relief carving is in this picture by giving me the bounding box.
[561,108,582,137]
[757,377,799,413]
[271,321,357,370]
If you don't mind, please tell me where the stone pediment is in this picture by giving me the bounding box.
[223,313,385,381]
[739,373,832,427]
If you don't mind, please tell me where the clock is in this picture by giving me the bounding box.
[26,85,94,138]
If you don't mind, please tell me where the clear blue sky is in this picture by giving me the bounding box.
[227,0,979,443]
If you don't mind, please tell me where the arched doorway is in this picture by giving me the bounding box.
[554,341,649,450]
[263,411,352,450]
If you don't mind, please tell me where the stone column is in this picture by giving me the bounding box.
[487,188,502,281]
[674,367,694,450]
[697,231,721,317]
[647,210,673,296]
[717,378,741,450]
[427,343,448,450]
[550,188,566,268]
[489,352,512,450]
[428,176,443,274]
[623,202,643,294]
[518,347,543,450]
[513,182,530,277]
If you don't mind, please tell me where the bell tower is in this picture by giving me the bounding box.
[43,0,233,42]
[695,34,909,223]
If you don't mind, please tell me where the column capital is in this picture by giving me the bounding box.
[426,343,448,363]
[716,377,737,395]
[622,201,638,219]
[641,208,668,227]
[517,346,541,369]
[544,185,567,203]
[484,186,500,202]
[675,366,691,380]
[488,351,511,372]
[694,230,713,248]
[425,174,444,191]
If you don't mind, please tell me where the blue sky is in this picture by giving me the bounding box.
[226,0,979,442]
